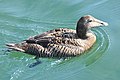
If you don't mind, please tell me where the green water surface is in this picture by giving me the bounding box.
[0,0,120,80]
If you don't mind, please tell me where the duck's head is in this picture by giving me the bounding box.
[76,15,108,39]
[77,15,108,28]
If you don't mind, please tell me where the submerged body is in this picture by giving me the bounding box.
[6,15,108,58]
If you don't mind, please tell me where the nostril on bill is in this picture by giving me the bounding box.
[101,23,104,25]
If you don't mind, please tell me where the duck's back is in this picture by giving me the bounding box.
[28,28,77,40]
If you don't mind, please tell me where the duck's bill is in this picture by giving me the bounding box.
[90,18,109,28]
[95,18,108,26]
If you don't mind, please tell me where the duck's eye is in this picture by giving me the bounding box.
[88,20,92,22]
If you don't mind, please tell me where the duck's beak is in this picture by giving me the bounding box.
[94,18,108,26]
[88,17,109,28]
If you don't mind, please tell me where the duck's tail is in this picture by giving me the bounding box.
[6,43,25,52]
[6,42,45,57]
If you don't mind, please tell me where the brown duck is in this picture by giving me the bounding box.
[6,15,108,59]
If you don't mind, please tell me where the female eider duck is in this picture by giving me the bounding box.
[6,15,108,59]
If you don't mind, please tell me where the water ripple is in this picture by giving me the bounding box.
[10,68,24,80]
[84,27,110,66]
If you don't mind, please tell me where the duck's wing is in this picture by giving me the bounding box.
[23,36,95,58]
[24,28,95,49]
[24,28,77,47]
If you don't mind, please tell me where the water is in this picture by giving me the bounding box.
[0,0,120,80]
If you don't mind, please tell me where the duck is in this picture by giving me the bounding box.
[6,15,108,59]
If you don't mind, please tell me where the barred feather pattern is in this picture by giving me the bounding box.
[7,28,96,58]
[23,33,95,58]
[23,43,85,58]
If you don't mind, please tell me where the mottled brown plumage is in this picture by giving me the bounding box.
[6,15,108,58]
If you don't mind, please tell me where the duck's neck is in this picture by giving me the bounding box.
[76,23,88,39]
